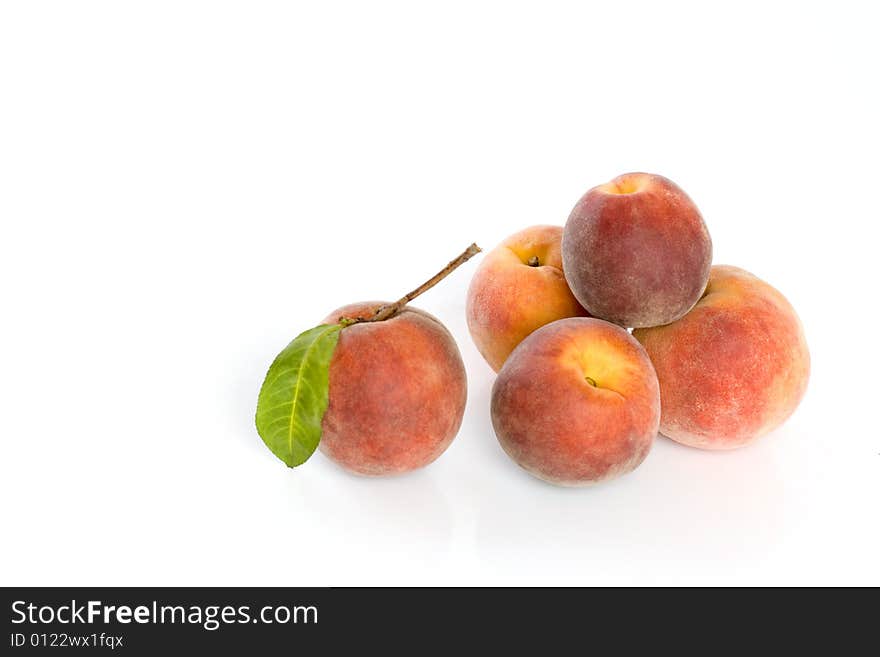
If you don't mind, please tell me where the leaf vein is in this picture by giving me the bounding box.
[285,325,339,461]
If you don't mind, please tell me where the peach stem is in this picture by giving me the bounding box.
[339,243,482,326]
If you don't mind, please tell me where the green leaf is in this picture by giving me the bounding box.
[255,323,343,467]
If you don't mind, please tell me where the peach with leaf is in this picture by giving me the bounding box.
[255,245,480,475]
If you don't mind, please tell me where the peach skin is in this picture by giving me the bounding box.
[562,172,712,328]
[491,317,660,486]
[633,266,810,449]
[319,302,467,475]
[466,225,589,371]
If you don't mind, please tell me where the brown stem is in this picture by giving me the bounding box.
[339,243,482,326]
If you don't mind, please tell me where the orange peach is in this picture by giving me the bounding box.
[562,172,712,328]
[466,225,589,371]
[633,266,810,449]
[318,302,467,475]
[491,317,660,486]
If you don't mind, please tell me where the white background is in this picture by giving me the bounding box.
[2,1,878,586]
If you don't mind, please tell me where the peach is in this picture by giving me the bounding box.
[319,302,467,475]
[562,172,712,328]
[633,266,810,449]
[491,317,660,486]
[466,225,589,371]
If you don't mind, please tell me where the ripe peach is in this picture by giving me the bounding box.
[319,302,467,475]
[633,266,810,449]
[491,317,660,486]
[466,225,589,371]
[562,172,712,328]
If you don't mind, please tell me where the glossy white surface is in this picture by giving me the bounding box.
[1,1,877,585]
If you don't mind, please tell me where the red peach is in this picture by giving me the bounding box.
[633,265,810,449]
[491,317,660,486]
[562,172,712,328]
[319,302,467,475]
[466,225,589,371]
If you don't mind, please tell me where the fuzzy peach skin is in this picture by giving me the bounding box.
[562,172,712,328]
[318,302,467,475]
[633,266,810,449]
[491,317,660,486]
[466,225,589,371]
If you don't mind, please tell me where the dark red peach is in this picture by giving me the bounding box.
[562,172,712,328]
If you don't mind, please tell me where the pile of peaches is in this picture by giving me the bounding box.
[315,172,809,486]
